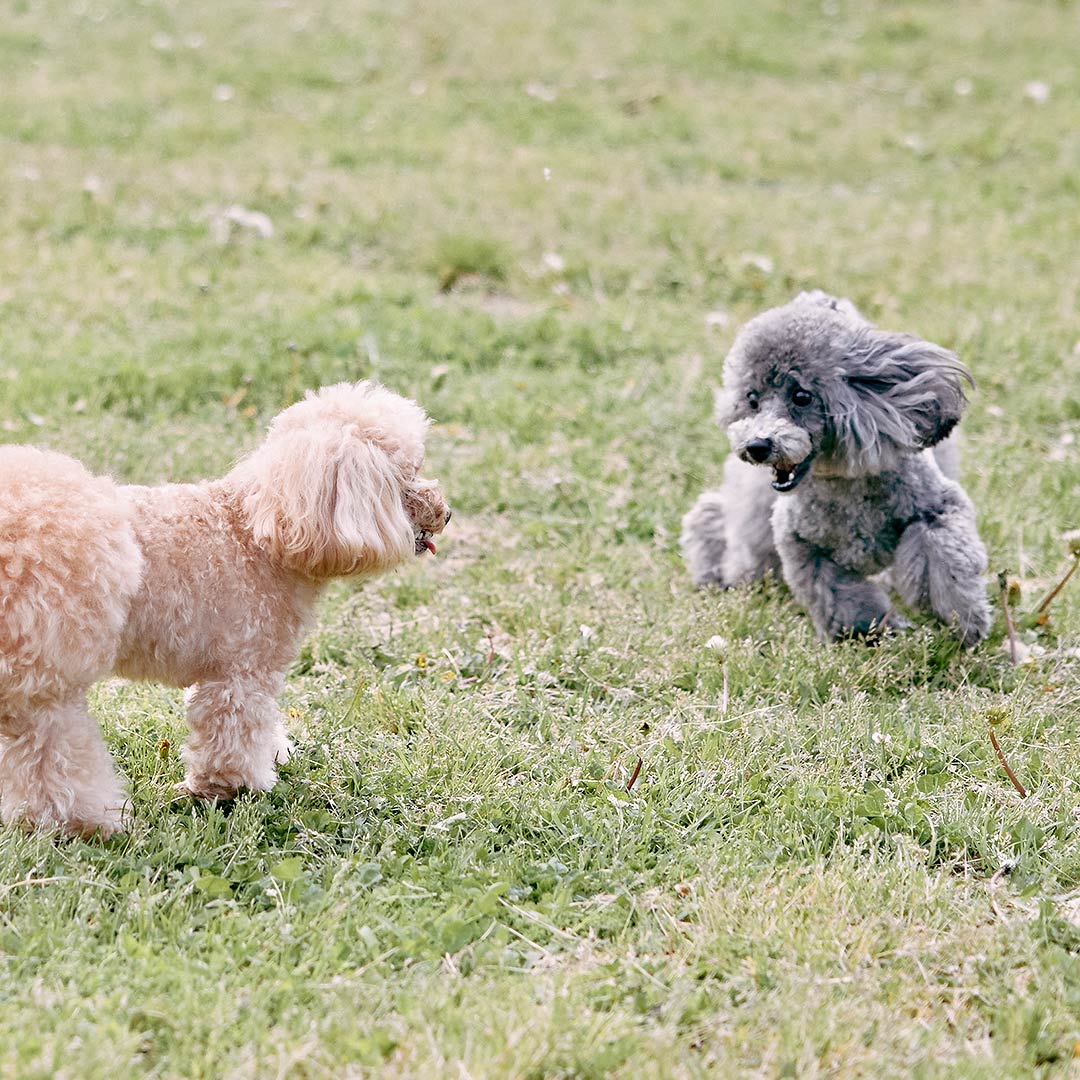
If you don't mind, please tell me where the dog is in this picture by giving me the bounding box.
[0,381,450,837]
[681,291,992,645]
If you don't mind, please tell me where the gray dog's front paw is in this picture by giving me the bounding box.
[824,595,898,642]
[954,597,993,647]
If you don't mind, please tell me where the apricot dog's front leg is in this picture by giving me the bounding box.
[180,676,291,800]
[0,695,129,837]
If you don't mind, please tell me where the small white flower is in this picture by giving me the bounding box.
[953,77,973,97]
[1024,80,1050,103]
[213,84,235,103]
[542,252,565,272]
[1005,639,1034,663]
[524,81,557,103]
[704,635,728,653]
[211,205,274,244]
[740,253,774,274]
[579,624,594,641]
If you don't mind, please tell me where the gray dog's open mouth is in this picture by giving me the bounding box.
[415,533,437,555]
[771,458,813,493]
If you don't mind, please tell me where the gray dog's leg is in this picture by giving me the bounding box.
[682,456,780,588]
[931,436,960,482]
[892,513,991,645]
[720,456,781,585]
[681,488,729,587]
[777,534,893,640]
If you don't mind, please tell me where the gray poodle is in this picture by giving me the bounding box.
[681,291,992,645]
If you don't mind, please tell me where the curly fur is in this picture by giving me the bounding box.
[0,381,449,837]
[682,291,991,645]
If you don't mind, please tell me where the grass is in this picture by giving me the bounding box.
[2,0,1080,1075]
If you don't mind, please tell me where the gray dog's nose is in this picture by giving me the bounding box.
[744,438,773,463]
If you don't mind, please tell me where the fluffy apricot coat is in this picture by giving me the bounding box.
[0,382,449,837]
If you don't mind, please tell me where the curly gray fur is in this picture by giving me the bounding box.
[681,291,991,645]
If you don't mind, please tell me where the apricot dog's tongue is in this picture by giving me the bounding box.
[423,539,437,555]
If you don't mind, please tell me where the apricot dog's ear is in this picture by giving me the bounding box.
[234,425,414,577]
[230,381,434,577]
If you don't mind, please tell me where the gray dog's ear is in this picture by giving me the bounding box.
[833,329,973,467]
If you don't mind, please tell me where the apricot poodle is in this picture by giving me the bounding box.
[0,381,450,837]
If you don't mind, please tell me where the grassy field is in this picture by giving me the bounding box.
[2,0,1080,1075]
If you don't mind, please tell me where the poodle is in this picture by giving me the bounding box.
[0,381,450,837]
[681,291,992,645]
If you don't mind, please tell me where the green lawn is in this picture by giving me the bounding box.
[3,0,1080,1075]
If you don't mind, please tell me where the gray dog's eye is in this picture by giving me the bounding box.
[747,392,760,412]
[792,388,813,408]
